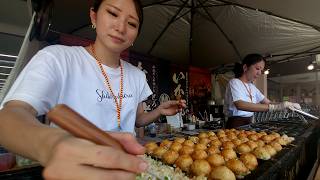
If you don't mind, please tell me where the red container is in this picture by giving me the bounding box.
[0,153,16,171]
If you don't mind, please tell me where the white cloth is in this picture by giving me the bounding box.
[1,45,153,133]
[224,78,265,117]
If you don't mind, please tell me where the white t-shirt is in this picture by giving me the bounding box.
[1,45,153,133]
[224,78,265,117]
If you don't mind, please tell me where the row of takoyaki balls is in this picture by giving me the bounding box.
[144,129,294,179]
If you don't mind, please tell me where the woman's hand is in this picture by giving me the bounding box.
[157,100,187,116]
[43,132,147,180]
[268,101,301,111]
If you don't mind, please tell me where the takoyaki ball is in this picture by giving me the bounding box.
[246,141,258,150]
[281,135,295,145]
[217,133,227,139]
[253,146,271,160]
[210,139,222,148]
[282,135,294,144]
[153,146,168,159]
[262,135,275,143]
[219,136,230,143]
[160,139,172,148]
[248,134,259,141]
[233,130,240,135]
[259,131,267,136]
[217,129,226,135]
[238,133,247,139]
[183,139,195,147]
[232,139,242,146]
[163,150,179,165]
[236,144,251,154]
[209,166,236,180]
[246,130,256,136]
[269,141,282,152]
[238,130,246,134]
[222,141,235,150]
[175,154,193,172]
[144,141,158,155]
[207,131,216,137]
[255,140,265,147]
[240,153,258,171]
[226,130,235,135]
[227,133,237,140]
[255,133,263,139]
[270,132,281,138]
[189,136,199,143]
[209,136,218,141]
[226,131,235,135]
[179,145,194,155]
[174,137,186,144]
[207,146,221,155]
[264,145,277,156]
[194,143,207,151]
[170,142,183,152]
[192,150,208,160]
[274,137,287,146]
[226,159,250,178]
[207,153,225,167]
[190,159,211,177]
[199,138,210,145]
[268,134,277,141]
[198,132,208,139]
[239,137,249,143]
[221,149,237,161]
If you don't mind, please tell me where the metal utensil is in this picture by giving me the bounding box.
[289,107,319,120]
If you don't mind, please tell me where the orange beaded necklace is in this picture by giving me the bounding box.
[241,80,253,102]
[90,44,123,129]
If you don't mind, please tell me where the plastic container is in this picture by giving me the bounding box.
[149,123,157,137]
[0,147,16,171]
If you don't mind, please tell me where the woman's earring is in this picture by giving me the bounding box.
[91,24,96,29]
[131,43,134,46]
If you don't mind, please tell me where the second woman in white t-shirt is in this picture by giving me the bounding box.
[224,54,300,128]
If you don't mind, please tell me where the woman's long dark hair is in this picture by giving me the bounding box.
[92,0,143,34]
[233,54,266,78]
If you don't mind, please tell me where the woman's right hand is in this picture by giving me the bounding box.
[42,132,148,180]
[268,101,301,111]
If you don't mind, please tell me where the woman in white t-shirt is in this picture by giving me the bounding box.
[224,54,300,128]
[0,0,186,179]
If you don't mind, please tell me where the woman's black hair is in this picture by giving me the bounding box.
[92,0,144,34]
[233,54,266,78]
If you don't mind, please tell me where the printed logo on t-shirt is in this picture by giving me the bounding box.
[96,89,133,102]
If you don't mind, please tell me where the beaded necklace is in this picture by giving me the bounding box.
[241,80,253,102]
[91,44,123,129]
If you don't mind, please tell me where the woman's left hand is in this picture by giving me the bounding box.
[157,100,187,116]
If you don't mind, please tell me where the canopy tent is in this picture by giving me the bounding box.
[2,0,320,71]
[49,0,320,69]
[132,0,320,68]
[1,0,320,102]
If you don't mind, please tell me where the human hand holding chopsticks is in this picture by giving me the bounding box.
[43,104,148,180]
[157,96,187,115]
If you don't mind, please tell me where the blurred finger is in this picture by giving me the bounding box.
[108,132,145,155]
[81,145,148,173]
[293,103,301,109]
[179,100,187,108]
